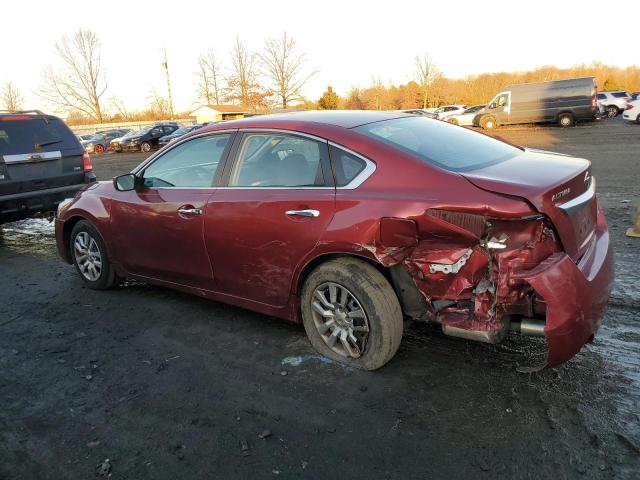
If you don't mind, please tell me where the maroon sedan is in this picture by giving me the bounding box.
[55,111,613,370]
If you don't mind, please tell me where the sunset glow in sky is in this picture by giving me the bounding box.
[3,0,636,113]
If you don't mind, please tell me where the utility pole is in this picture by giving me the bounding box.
[161,48,175,119]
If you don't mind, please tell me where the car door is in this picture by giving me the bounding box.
[110,132,234,289]
[204,131,335,307]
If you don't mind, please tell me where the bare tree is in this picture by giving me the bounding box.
[2,81,23,112]
[226,37,269,111]
[145,89,171,119]
[195,49,224,106]
[259,32,316,109]
[414,53,441,109]
[38,29,107,121]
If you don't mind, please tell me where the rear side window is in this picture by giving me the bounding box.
[229,133,329,187]
[329,146,366,187]
[612,92,630,98]
[143,134,230,188]
[355,117,522,172]
[597,93,606,99]
[0,116,78,155]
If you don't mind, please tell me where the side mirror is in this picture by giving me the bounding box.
[114,173,137,191]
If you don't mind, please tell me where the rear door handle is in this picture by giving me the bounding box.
[178,207,203,216]
[285,209,320,217]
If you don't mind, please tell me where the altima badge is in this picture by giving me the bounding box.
[552,188,571,202]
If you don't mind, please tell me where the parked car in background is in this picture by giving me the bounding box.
[622,99,640,123]
[158,124,204,146]
[433,105,467,120]
[397,109,437,118]
[475,77,598,129]
[597,91,632,117]
[631,92,640,101]
[55,111,612,370]
[115,123,179,153]
[81,129,130,154]
[446,105,486,126]
[0,110,96,223]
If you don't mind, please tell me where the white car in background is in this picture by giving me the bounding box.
[622,99,640,124]
[446,104,486,126]
[433,105,467,120]
[597,91,632,117]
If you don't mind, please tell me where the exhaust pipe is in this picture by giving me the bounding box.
[510,318,546,337]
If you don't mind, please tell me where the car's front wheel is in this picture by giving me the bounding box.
[300,257,403,370]
[94,144,105,154]
[70,220,117,290]
[448,118,459,125]
[141,142,152,153]
[480,115,496,129]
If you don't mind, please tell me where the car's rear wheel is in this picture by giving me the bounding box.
[636,113,640,125]
[480,115,496,130]
[300,257,403,370]
[607,105,619,118]
[558,112,574,127]
[94,144,105,154]
[70,220,117,290]
[141,142,152,153]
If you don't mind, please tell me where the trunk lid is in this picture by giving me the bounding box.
[462,148,597,260]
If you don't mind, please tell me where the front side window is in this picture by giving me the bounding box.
[229,133,328,187]
[496,94,508,107]
[143,134,230,188]
[355,117,522,172]
[597,93,606,100]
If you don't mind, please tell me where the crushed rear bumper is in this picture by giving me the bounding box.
[513,207,614,366]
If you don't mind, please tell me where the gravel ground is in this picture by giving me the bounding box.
[0,118,638,479]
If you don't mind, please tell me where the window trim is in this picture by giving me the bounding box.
[220,129,335,189]
[132,129,237,189]
[327,142,376,189]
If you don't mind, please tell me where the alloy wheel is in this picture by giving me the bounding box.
[310,282,370,358]
[73,231,102,281]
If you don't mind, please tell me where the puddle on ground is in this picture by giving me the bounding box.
[0,218,57,256]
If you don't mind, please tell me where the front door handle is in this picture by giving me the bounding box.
[285,209,320,217]
[178,207,203,216]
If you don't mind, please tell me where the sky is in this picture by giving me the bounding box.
[2,0,636,115]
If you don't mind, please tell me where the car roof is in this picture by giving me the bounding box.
[201,110,407,132]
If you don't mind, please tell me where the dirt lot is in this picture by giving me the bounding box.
[1,118,639,479]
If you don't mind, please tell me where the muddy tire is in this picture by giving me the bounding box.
[480,115,497,130]
[301,257,403,370]
[558,112,574,127]
[70,220,117,290]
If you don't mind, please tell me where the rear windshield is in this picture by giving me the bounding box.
[0,116,79,156]
[354,117,522,172]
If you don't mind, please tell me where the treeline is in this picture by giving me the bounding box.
[316,63,640,111]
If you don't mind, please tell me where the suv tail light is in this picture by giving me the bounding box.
[591,94,596,109]
[82,152,93,172]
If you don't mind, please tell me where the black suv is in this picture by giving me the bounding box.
[0,110,96,224]
[115,123,179,153]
